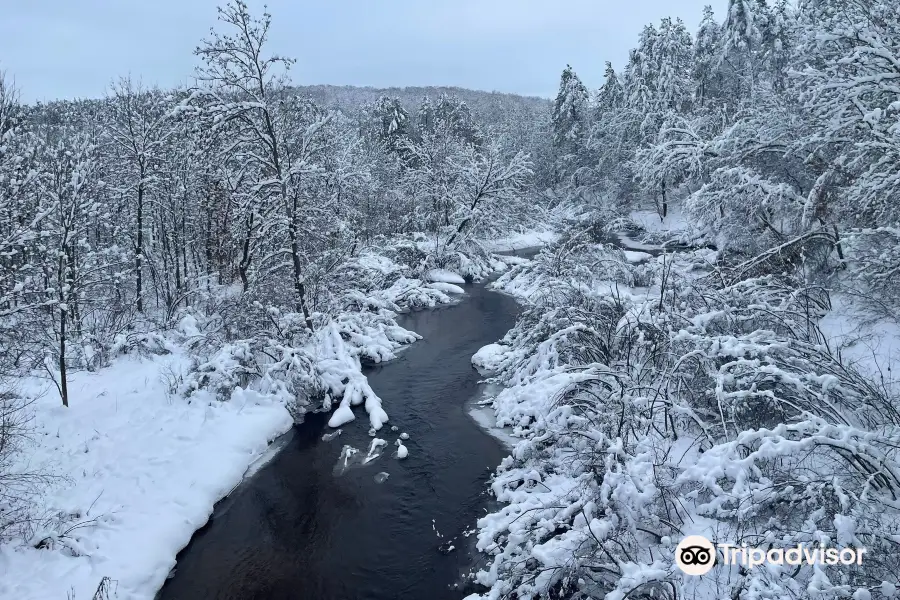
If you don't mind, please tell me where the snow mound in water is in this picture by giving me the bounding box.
[425,269,465,284]
[427,281,465,294]
[374,472,390,483]
[318,322,390,431]
[623,250,653,263]
[394,440,409,459]
[472,343,509,374]
[328,404,355,428]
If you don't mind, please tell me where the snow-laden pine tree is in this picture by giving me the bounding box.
[550,65,590,184]
[693,6,724,107]
[623,25,659,114]
[595,62,624,117]
[721,0,770,92]
[653,18,695,114]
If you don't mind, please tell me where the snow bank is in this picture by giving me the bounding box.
[469,233,900,599]
[425,268,466,284]
[629,204,688,234]
[479,230,558,252]
[427,281,465,294]
[623,250,653,263]
[0,354,292,600]
[817,293,900,395]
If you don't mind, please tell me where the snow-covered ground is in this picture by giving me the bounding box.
[0,353,293,600]
[629,204,689,234]
[818,293,900,394]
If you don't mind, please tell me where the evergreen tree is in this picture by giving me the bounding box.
[693,6,723,107]
[550,65,590,183]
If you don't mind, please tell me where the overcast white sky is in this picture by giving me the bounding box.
[1,0,722,103]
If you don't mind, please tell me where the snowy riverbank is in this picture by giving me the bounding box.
[0,233,557,600]
[464,208,900,600]
[0,352,294,600]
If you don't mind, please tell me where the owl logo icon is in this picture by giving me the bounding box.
[675,535,716,575]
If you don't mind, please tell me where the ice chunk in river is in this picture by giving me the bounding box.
[333,445,360,476]
[374,472,390,484]
[394,442,409,460]
[363,438,387,464]
[322,429,342,442]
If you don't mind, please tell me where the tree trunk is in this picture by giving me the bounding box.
[135,176,144,313]
[59,305,68,407]
[287,189,313,330]
[832,223,845,267]
[181,197,189,288]
[239,212,253,291]
[57,249,69,407]
[661,181,668,220]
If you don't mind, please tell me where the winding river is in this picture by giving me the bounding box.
[158,273,524,600]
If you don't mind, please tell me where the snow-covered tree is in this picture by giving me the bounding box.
[550,65,590,183]
[190,0,329,328]
[104,79,173,313]
[595,62,624,116]
[693,6,724,107]
[795,0,900,227]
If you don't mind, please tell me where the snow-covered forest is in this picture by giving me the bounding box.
[2,0,900,598]
[467,1,900,599]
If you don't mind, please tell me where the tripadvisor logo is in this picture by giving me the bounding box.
[674,535,867,576]
[675,535,716,575]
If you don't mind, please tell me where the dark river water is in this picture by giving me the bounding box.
[158,277,522,600]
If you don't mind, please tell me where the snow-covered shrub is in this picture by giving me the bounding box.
[685,166,805,256]
[381,239,428,273]
[443,239,496,281]
[493,235,635,304]
[471,246,896,600]
[0,388,43,543]
[109,331,170,358]
[258,344,324,424]
[181,341,258,401]
[381,276,454,310]
[314,322,390,430]
[330,309,419,365]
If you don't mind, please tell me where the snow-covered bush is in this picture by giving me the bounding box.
[181,341,258,401]
[109,331,171,358]
[0,388,43,543]
[258,344,324,424]
[493,236,635,305]
[470,243,897,600]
